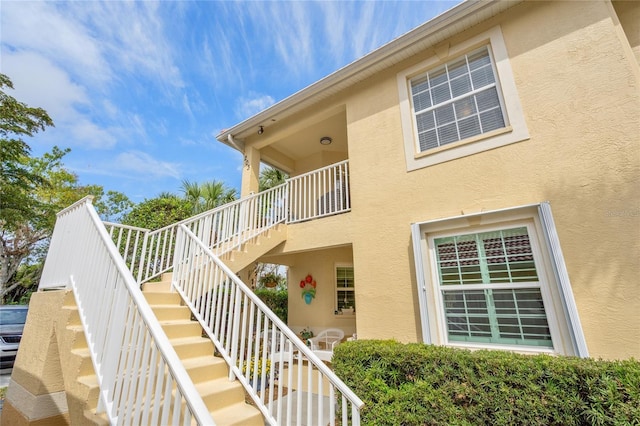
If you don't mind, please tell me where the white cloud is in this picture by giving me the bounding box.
[1,50,89,123]
[1,1,111,86]
[234,93,275,120]
[70,119,118,149]
[115,151,181,179]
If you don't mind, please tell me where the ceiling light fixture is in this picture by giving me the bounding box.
[258,126,264,135]
[320,136,332,145]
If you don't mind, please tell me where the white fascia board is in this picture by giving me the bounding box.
[216,0,521,145]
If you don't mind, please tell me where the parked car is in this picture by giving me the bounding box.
[0,305,29,370]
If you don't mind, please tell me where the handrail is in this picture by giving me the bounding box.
[174,224,364,425]
[287,159,350,223]
[39,197,215,425]
[105,160,351,283]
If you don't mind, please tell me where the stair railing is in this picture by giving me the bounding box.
[39,197,215,425]
[174,224,364,425]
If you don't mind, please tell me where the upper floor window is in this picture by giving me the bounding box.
[411,46,506,152]
[397,26,530,171]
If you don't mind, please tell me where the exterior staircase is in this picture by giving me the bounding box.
[221,224,287,273]
[61,292,110,425]
[142,273,263,425]
[10,162,362,425]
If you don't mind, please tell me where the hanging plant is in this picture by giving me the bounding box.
[300,274,317,304]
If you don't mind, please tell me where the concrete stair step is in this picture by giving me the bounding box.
[182,356,229,383]
[150,305,192,321]
[211,401,264,426]
[195,377,246,410]
[144,291,182,305]
[143,281,173,292]
[71,347,97,377]
[77,374,100,408]
[171,336,215,359]
[160,319,203,339]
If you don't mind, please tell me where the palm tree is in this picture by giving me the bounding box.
[259,166,288,191]
[181,179,237,214]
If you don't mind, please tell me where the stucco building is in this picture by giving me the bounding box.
[4,1,638,424]
[217,0,639,360]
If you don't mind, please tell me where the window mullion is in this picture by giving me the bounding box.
[415,83,497,116]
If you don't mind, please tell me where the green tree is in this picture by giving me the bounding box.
[121,193,192,230]
[181,179,237,214]
[0,73,54,230]
[0,74,130,302]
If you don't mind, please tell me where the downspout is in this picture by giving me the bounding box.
[227,134,244,153]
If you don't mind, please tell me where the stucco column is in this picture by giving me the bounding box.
[240,146,261,198]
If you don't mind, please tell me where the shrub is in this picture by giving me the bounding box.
[332,340,640,425]
[254,288,287,323]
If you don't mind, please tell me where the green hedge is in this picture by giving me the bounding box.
[254,288,287,323]
[332,340,640,425]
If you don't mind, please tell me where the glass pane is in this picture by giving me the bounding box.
[470,65,495,88]
[444,290,492,339]
[444,289,552,347]
[337,290,356,310]
[493,289,552,346]
[476,87,500,112]
[418,130,438,152]
[431,82,451,104]
[416,110,435,132]
[437,123,458,146]
[450,74,472,98]
[447,58,468,79]
[434,103,455,126]
[468,48,491,71]
[480,108,505,133]
[413,90,432,112]
[411,45,504,153]
[429,67,447,86]
[411,76,430,94]
[458,116,481,140]
[454,96,477,119]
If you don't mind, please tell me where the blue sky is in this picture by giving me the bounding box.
[2,0,461,203]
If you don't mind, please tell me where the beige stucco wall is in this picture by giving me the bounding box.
[342,0,639,359]
[244,1,639,360]
[280,246,356,338]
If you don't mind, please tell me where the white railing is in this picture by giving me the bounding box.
[103,221,149,278]
[173,224,364,425]
[288,160,350,223]
[39,197,215,425]
[103,160,351,284]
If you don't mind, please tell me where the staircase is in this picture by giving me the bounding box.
[27,161,362,425]
[221,223,287,273]
[142,273,263,424]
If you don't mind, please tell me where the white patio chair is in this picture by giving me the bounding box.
[307,328,344,351]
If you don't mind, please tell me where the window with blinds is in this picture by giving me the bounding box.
[335,266,355,312]
[410,46,506,152]
[433,227,553,348]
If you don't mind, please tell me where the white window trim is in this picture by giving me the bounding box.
[411,203,588,357]
[397,25,529,171]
